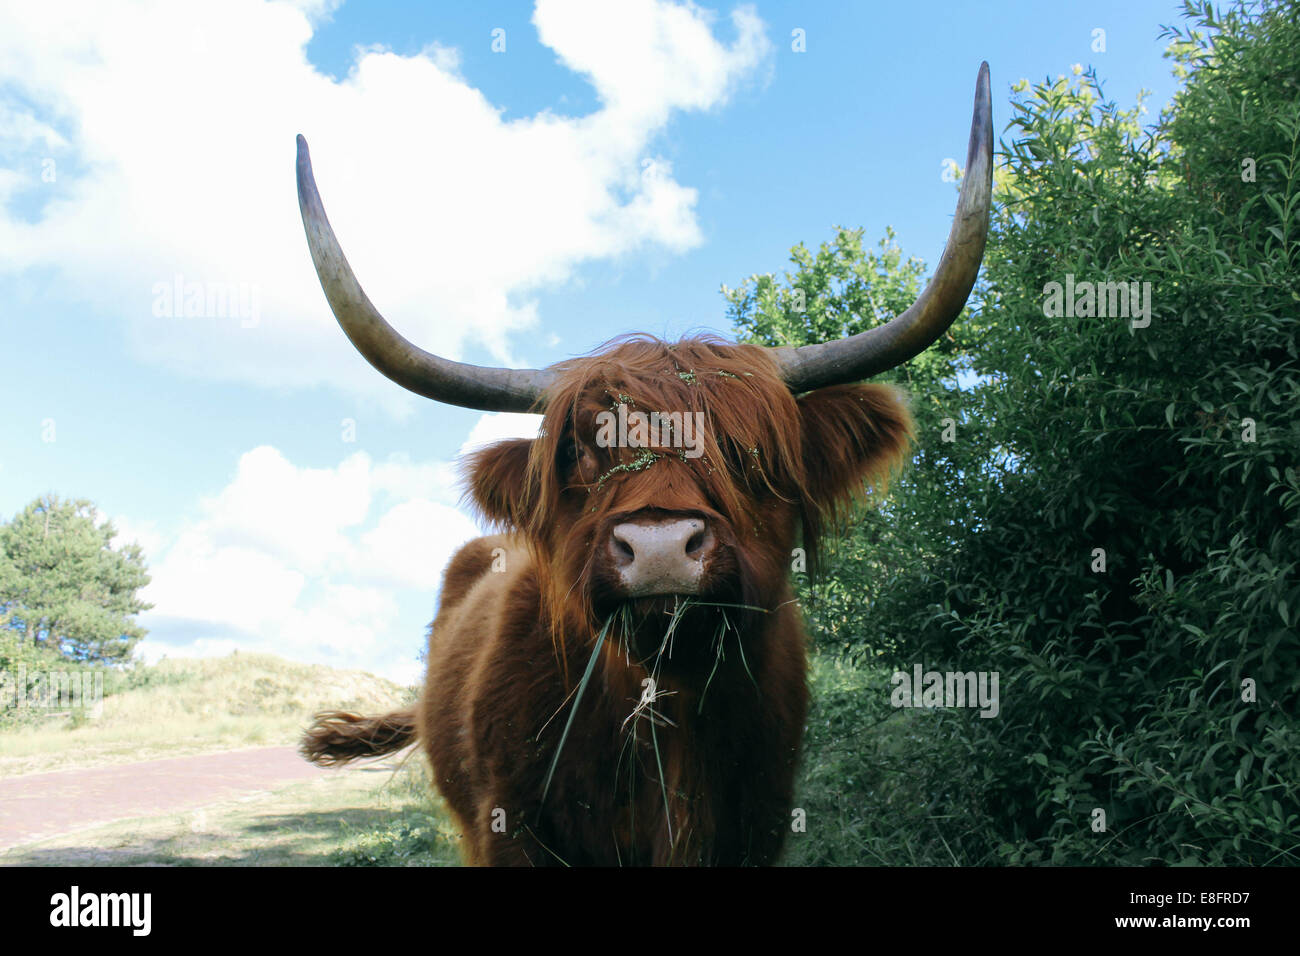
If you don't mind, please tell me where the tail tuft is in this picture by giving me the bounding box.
[300,707,417,766]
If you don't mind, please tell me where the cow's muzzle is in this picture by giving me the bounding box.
[608,516,715,598]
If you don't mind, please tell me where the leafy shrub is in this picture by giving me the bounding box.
[742,0,1300,865]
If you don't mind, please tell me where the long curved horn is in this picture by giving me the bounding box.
[295,135,555,412]
[772,62,994,392]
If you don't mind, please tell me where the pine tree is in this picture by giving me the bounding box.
[0,495,152,663]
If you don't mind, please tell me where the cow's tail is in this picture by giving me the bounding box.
[299,707,418,766]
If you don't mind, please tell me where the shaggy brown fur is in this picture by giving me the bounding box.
[303,335,912,865]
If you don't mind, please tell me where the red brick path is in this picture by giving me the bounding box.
[0,746,330,849]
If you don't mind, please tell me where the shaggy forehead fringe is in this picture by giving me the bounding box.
[527,334,810,518]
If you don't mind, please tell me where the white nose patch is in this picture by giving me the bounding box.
[611,518,709,596]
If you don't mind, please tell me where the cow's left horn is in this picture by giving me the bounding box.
[296,135,555,412]
[771,62,994,392]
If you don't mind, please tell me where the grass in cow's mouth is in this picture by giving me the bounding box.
[617,596,695,851]
[613,596,769,858]
[700,607,734,712]
[610,597,767,703]
[542,597,771,856]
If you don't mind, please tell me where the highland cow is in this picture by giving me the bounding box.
[298,64,993,866]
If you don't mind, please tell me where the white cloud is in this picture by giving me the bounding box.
[355,499,480,590]
[371,456,461,506]
[460,412,544,455]
[0,0,771,414]
[148,533,308,632]
[534,0,770,125]
[118,406,551,680]
[136,444,480,681]
[196,446,373,574]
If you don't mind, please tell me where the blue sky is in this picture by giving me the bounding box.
[0,0,1187,682]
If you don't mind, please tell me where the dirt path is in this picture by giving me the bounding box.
[0,746,332,850]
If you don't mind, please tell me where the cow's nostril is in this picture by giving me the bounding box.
[612,534,636,564]
[685,527,707,558]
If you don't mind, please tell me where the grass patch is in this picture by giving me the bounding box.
[328,756,462,866]
[0,652,414,777]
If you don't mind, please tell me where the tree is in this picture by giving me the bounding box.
[0,495,152,663]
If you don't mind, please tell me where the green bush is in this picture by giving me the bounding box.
[740,0,1300,865]
[0,631,68,730]
[936,0,1299,866]
[784,652,1001,866]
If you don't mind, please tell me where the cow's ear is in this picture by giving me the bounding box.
[797,383,912,513]
[464,438,535,528]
